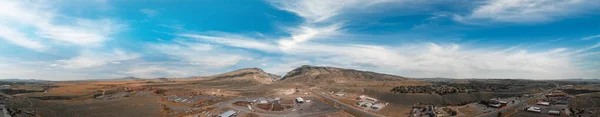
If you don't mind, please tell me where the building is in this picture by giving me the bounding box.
[366,97,378,102]
[362,102,373,107]
[490,104,502,108]
[549,110,560,115]
[296,97,304,103]
[546,92,568,98]
[498,101,508,105]
[218,110,236,117]
[536,101,550,106]
[274,97,281,103]
[526,107,541,113]
[371,103,386,109]
[356,101,367,106]
[357,95,366,100]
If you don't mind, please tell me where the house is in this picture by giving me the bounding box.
[218,110,236,117]
[296,97,304,103]
[335,93,345,97]
[259,100,268,104]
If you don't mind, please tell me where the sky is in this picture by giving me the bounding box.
[1,0,600,80]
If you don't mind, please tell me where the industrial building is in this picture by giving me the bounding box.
[371,103,386,109]
[536,101,550,106]
[218,110,236,117]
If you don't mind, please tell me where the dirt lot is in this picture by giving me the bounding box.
[457,105,483,117]
[10,93,162,117]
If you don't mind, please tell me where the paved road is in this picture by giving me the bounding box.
[312,91,385,117]
[476,88,555,117]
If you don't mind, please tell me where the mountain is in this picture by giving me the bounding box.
[559,78,600,83]
[205,68,279,84]
[0,78,50,83]
[279,65,409,84]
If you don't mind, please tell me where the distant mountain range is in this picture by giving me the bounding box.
[558,78,600,82]
[0,78,50,83]
[203,65,410,85]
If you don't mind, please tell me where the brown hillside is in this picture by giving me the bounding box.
[279,65,409,85]
[205,68,280,84]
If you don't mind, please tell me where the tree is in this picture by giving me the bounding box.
[497,112,502,117]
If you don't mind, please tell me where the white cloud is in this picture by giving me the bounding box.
[36,18,125,46]
[454,0,599,23]
[140,9,158,17]
[268,0,393,23]
[280,42,588,79]
[582,34,600,40]
[567,42,600,55]
[177,30,596,79]
[0,0,125,48]
[149,43,250,68]
[277,24,343,49]
[170,0,598,79]
[264,60,311,75]
[267,0,392,51]
[123,66,191,78]
[0,25,45,51]
[57,49,140,69]
[179,33,279,52]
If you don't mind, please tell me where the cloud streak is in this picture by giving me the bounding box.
[0,1,125,48]
[454,0,600,23]
[582,34,600,40]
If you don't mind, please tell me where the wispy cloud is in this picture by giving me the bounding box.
[454,0,599,23]
[268,0,393,23]
[179,33,279,52]
[140,9,158,17]
[582,34,600,40]
[0,1,125,47]
[123,66,191,78]
[56,49,140,69]
[174,0,598,79]
[148,42,251,68]
[0,25,45,51]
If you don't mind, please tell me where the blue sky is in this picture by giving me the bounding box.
[1,0,599,80]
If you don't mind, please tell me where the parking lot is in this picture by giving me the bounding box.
[511,103,569,117]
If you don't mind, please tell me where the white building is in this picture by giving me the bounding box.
[366,97,378,102]
[362,102,373,107]
[296,97,304,103]
[218,110,236,117]
[549,110,560,115]
[526,107,541,113]
[371,103,386,109]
